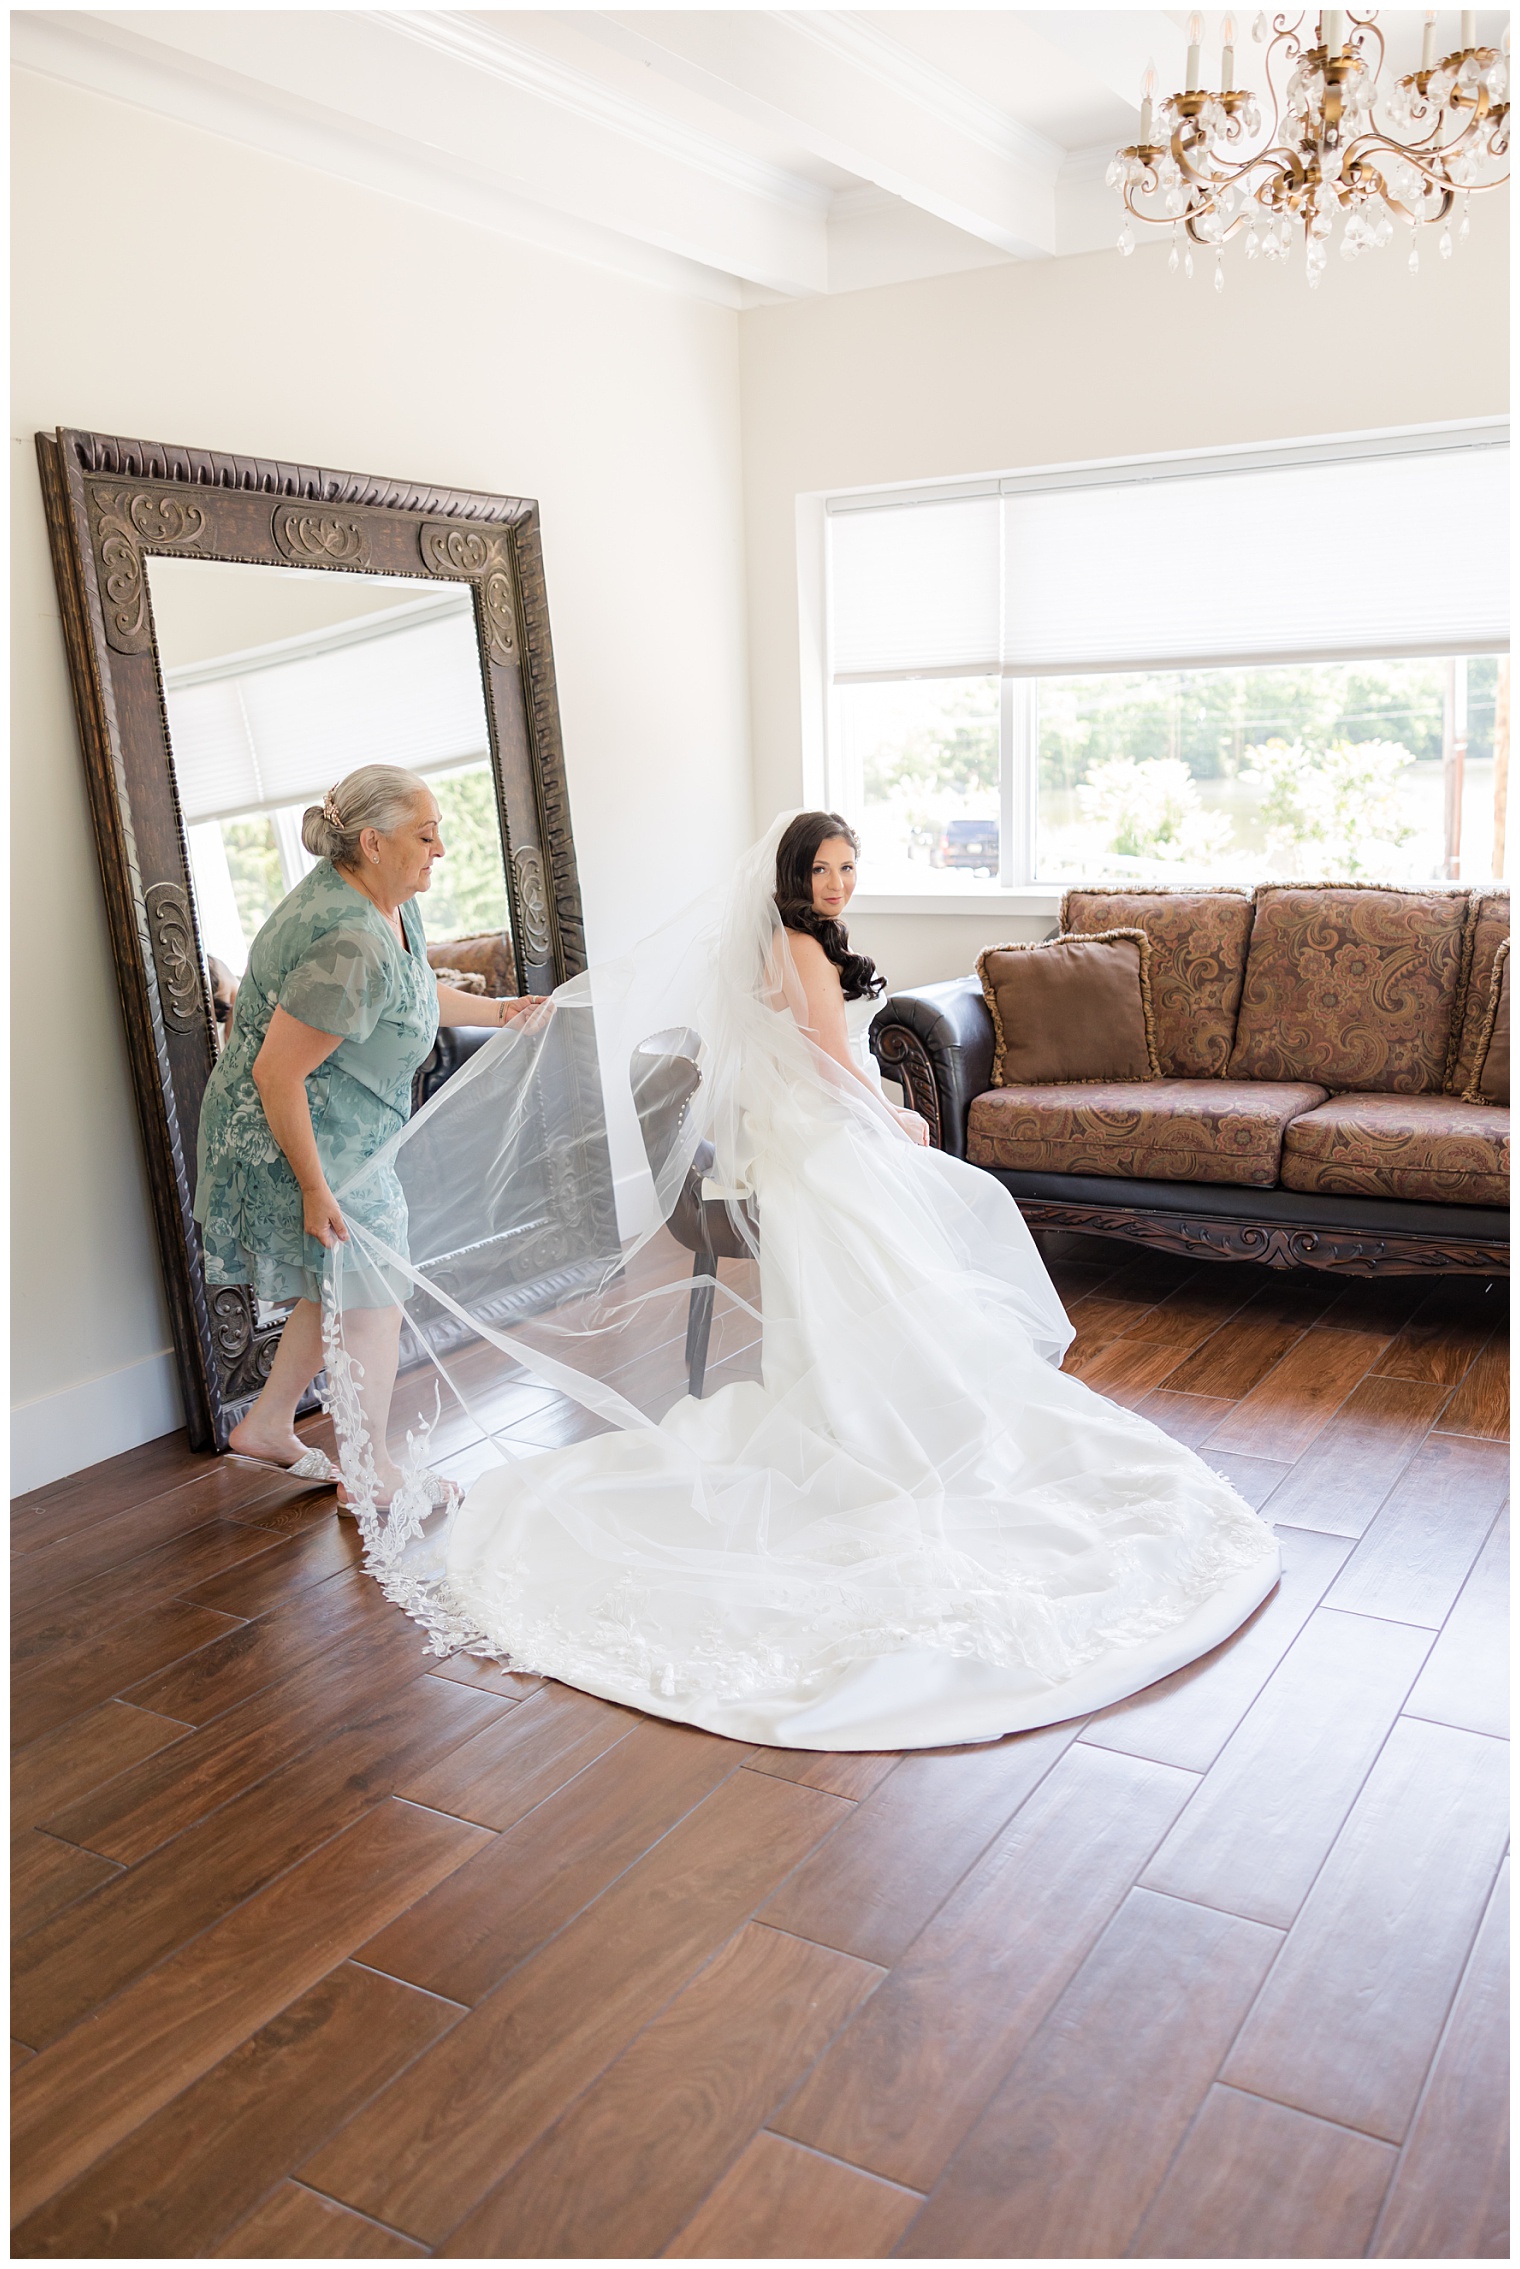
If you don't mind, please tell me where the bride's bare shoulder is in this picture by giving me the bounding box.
[781,927,836,977]
[765,926,838,1017]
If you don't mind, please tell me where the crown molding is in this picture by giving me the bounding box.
[378,11,834,219]
[779,12,1067,184]
[15,13,747,307]
[829,183,902,219]
[1059,139,1126,187]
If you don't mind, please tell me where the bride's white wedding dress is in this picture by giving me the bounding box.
[327,818,1280,1751]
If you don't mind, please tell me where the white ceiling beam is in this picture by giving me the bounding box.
[594,11,1064,260]
[1024,11,1191,115]
[68,8,830,295]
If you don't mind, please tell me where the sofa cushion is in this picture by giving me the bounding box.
[967,1078,1328,1188]
[1281,1092,1510,1207]
[1060,888,1253,1079]
[1227,885,1466,1095]
[976,931,1160,1087]
[1463,939,1510,1106]
[1448,887,1510,1094]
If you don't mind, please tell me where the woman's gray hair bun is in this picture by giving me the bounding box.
[301,765,431,865]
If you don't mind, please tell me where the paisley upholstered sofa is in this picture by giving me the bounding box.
[869,883,1510,1276]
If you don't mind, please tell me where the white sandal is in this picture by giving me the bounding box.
[337,1468,464,1521]
[232,1446,339,1486]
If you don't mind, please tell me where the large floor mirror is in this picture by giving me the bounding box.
[38,427,596,1450]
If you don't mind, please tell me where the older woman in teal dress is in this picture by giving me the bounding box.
[195,764,543,1501]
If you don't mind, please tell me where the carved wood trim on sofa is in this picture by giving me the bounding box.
[1006,1195,1507,1277]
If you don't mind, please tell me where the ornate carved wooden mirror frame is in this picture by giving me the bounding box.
[37,426,589,1452]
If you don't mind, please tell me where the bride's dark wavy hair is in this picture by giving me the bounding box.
[773,811,884,1002]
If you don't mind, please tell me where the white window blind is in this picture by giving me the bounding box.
[163,603,490,824]
[829,439,1509,682]
[830,494,1001,679]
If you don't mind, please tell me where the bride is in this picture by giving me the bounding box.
[323,811,1280,1751]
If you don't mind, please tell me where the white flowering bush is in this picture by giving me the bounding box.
[1243,737,1419,878]
[1076,756,1234,865]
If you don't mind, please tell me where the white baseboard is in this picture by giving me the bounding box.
[10,1178,666,1496]
[11,1349,185,1495]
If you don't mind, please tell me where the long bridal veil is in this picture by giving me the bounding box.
[320,814,1278,1750]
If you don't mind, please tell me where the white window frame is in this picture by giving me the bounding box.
[814,418,1509,907]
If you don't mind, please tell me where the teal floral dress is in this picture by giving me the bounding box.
[194,860,440,1308]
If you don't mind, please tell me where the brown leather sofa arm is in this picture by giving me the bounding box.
[869,978,994,1159]
[412,1022,498,1113]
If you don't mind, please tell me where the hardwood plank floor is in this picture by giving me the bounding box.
[1404,1508,1509,1738]
[9,1702,190,1834]
[441,1922,882,2257]
[1435,1323,1511,1437]
[1079,1522,1351,1774]
[1129,2084,1397,2258]
[770,1744,1198,2190]
[1138,1607,1431,1928]
[666,2132,922,2258]
[1249,1374,1452,1536]
[12,1964,458,2258]
[216,2186,426,2258]
[10,1240,1508,2258]
[1221,1715,1509,2140]
[301,1774,852,2245]
[898,1888,1282,2259]
[1369,1856,1510,2260]
[11,1801,491,2221]
[1322,1433,1508,1627]
[1201,1324,1390,1461]
[13,1680,511,2049]
[10,1831,120,1940]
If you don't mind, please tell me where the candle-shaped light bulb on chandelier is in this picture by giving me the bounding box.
[1221,14,1237,87]
[1462,10,1478,48]
[1186,11,1203,90]
[1423,9,1438,68]
[1140,59,1157,142]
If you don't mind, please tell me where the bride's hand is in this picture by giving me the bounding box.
[894,1106,931,1146]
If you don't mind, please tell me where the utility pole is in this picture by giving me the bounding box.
[1493,657,1509,880]
[1442,656,1467,881]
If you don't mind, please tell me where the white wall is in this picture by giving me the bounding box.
[12,68,751,1488]
[738,201,1510,991]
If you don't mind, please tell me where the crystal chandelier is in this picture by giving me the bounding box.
[1109,10,1510,288]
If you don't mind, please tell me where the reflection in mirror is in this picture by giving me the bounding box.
[145,557,514,1018]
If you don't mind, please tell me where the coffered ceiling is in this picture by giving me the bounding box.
[14,10,1491,304]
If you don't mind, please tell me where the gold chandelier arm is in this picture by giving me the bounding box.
[1259,16,1304,145]
[1350,16,1386,79]
[1343,88,1506,208]
[1354,82,1495,166]
[1183,204,1258,246]
[1171,121,1217,189]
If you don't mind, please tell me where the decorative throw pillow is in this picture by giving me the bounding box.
[1463,939,1509,1105]
[1060,887,1253,1079]
[1447,887,1510,1093]
[432,966,488,994]
[976,929,1160,1088]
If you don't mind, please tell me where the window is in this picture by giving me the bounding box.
[825,431,1510,892]
[163,593,510,972]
